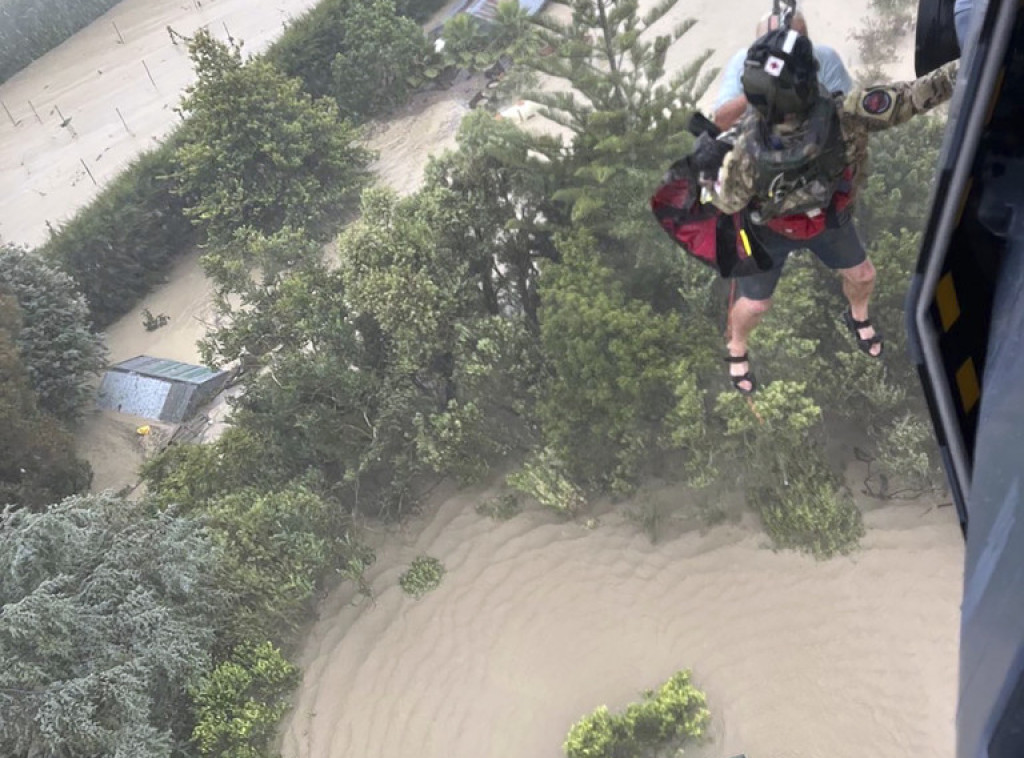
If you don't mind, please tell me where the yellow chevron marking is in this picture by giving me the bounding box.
[936,272,961,331]
[956,357,980,414]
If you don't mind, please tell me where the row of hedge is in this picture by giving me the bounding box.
[41,137,195,328]
[0,0,122,83]
[39,0,444,328]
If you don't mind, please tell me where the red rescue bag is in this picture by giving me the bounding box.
[650,162,773,278]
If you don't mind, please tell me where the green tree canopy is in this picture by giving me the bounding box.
[202,484,338,647]
[327,0,429,121]
[422,110,562,326]
[0,295,91,510]
[174,30,372,252]
[337,187,537,486]
[0,243,106,419]
[191,641,299,758]
[533,231,685,489]
[522,0,714,244]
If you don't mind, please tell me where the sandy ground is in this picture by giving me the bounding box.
[99,248,216,365]
[2,1,962,755]
[72,248,216,486]
[364,73,482,195]
[0,0,323,249]
[74,407,174,492]
[282,483,962,758]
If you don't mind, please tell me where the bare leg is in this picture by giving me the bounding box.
[727,296,773,392]
[840,259,880,356]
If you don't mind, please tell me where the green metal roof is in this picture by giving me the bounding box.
[113,355,224,385]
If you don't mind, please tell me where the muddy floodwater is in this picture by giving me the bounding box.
[0,0,959,756]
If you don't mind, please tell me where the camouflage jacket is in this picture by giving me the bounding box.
[710,59,960,217]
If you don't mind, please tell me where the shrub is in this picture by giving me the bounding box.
[716,381,864,558]
[475,492,521,520]
[507,448,586,516]
[202,485,338,646]
[564,671,710,758]
[871,412,944,497]
[399,555,445,598]
[751,466,865,559]
[141,308,170,331]
[141,427,284,510]
[191,641,299,758]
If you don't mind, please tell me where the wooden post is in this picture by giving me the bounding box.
[1,100,17,126]
[116,107,132,135]
[112,21,125,44]
[142,60,157,90]
[80,158,98,186]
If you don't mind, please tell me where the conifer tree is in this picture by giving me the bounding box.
[522,0,714,242]
[0,243,106,419]
[0,494,221,757]
[0,295,91,509]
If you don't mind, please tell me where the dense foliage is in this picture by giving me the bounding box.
[0,0,121,83]
[0,243,106,418]
[563,670,710,758]
[174,31,373,251]
[534,232,685,490]
[36,0,436,326]
[266,0,430,121]
[0,295,91,509]
[191,642,299,758]
[41,139,196,328]
[0,494,222,758]
[2,1,951,754]
[525,0,714,245]
[153,0,944,555]
[202,485,340,647]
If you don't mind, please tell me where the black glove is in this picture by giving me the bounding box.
[686,111,722,138]
[692,132,731,179]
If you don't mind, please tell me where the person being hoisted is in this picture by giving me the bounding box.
[712,7,852,131]
[698,25,959,395]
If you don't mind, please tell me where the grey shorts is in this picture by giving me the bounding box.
[735,220,868,301]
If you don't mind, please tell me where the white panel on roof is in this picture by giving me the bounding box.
[97,372,171,420]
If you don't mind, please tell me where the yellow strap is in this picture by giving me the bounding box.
[739,229,753,257]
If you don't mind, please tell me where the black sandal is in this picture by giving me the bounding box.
[843,308,884,357]
[725,353,757,395]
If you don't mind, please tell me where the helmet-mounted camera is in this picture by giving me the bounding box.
[741,27,819,123]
